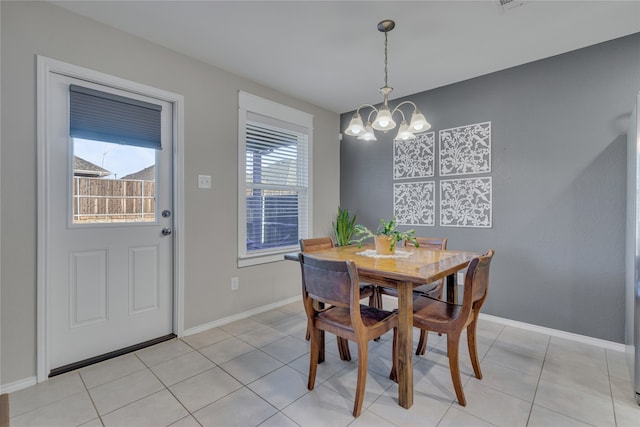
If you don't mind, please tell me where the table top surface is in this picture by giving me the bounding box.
[289,244,479,285]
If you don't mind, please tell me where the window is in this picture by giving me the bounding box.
[238,92,313,266]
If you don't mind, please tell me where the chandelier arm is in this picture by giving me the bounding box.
[391,101,418,113]
[390,107,407,122]
[355,103,379,115]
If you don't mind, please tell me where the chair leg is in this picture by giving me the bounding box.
[389,327,398,382]
[318,330,325,364]
[307,300,324,341]
[337,337,352,361]
[467,312,482,379]
[353,340,369,418]
[447,331,466,406]
[369,286,383,309]
[372,287,383,341]
[308,328,321,390]
[416,328,428,356]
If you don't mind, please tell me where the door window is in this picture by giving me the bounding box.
[72,138,157,224]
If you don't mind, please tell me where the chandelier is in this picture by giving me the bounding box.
[344,20,431,142]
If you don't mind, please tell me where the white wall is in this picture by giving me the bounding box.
[0,1,340,386]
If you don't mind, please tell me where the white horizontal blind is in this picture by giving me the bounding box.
[245,120,308,254]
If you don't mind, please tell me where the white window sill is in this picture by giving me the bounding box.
[238,251,295,268]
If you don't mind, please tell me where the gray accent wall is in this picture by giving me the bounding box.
[1,1,340,386]
[341,33,640,343]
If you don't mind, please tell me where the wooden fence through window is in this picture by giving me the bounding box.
[73,177,155,223]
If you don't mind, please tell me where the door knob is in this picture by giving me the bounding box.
[161,228,172,236]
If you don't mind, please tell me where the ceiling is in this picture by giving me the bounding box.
[52,1,640,114]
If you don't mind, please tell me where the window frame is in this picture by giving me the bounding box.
[237,91,313,267]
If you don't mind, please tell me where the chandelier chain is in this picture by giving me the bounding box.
[383,31,389,88]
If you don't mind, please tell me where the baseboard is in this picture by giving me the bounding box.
[183,295,301,336]
[479,313,626,352]
[0,376,37,394]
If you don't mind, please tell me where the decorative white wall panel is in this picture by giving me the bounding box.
[394,181,435,226]
[440,177,492,228]
[70,250,107,327]
[439,121,491,176]
[129,246,159,315]
[393,132,435,179]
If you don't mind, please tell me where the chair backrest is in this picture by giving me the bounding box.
[461,249,495,313]
[405,237,447,250]
[299,253,355,308]
[300,237,335,252]
[298,253,365,327]
[407,238,448,291]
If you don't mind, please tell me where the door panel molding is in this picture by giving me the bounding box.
[129,245,160,315]
[70,249,108,327]
[36,56,185,382]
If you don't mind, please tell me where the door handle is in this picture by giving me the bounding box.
[161,228,172,236]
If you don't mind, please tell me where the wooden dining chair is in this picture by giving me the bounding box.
[299,253,398,417]
[377,237,448,303]
[300,238,378,306]
[300,237,380,360]
[407,237,448,299]
[412,249,495,407]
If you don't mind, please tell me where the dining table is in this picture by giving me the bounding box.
[286,243,479,409]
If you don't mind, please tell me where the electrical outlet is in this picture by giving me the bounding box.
[231,277,239,291]
[197,174,211,189]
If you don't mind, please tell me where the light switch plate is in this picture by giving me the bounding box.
[198,175,211,189]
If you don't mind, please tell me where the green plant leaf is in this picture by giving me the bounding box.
[351,216,420,249]
[333,206,357,247]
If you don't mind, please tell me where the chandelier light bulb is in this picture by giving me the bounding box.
[357,122,377,141]
[344,113,365,136]
[409,109,431,132]
[372,107,396,131]
[394,120,415,141]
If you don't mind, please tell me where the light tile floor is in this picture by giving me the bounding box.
[8,298,640,427]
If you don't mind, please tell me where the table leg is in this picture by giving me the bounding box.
[446,274,457,304]
[396,281,414,409]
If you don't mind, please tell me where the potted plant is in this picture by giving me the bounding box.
[332,207,357,247]
[351,217,419,254]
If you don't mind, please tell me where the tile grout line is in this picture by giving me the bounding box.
[76,371,105,427]
[523,334,550,426]
[140,354,205,427]
[604,349,620,427]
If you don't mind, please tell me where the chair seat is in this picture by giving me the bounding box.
[413,296,462,326]
[317,305,396,329]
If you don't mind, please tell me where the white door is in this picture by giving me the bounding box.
[47,73,174,371]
